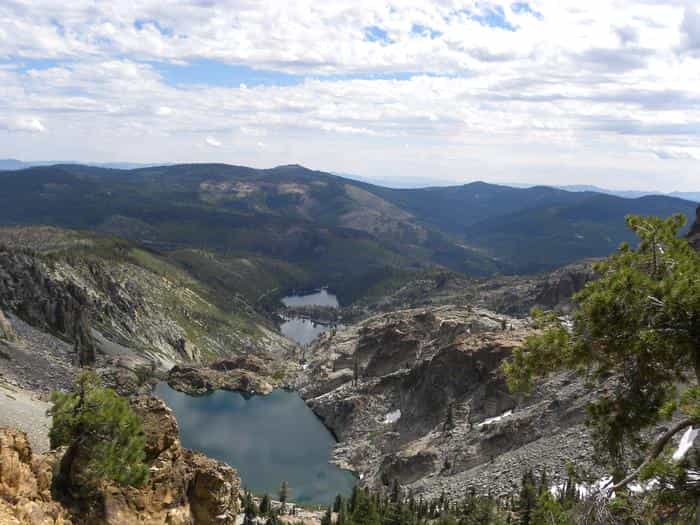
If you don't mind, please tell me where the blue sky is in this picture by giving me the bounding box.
[0,1,699,191]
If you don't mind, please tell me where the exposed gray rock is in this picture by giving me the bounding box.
[300,305,604,499]
[166,355,294,396]
[0,234,294,369]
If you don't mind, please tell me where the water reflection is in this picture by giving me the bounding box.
[279,317,331,346]
[281,289,339,308]
[154,384,356,505]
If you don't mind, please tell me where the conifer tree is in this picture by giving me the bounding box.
[279,480,289,511]
[321,506,332,525]
[50,371,148,495]
[504,214,700,493]
[517,470,537,525]
[390,478,401,503]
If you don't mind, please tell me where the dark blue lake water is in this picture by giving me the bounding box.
[154,384,356,505]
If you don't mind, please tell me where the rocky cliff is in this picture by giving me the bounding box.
[300,306,602,498]
[0,395,241,525]
[345,262,597,323]
[0,428,69,524]
[0,227,293,370]
[166,355,290,396]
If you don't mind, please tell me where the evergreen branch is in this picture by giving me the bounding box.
[606,418,695,493]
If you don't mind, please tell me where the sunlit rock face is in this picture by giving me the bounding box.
[300,305,604,498]
[0,396,241,525]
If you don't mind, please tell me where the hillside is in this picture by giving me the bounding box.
[0,163,695,300]
[0,226,292,371]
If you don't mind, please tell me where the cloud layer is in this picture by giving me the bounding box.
[0,0,698,190]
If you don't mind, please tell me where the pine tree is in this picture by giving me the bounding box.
[279,480,289,511]
[537,468,548,496]
[321,506,332,525]
[260,493,272,515]
[517,470,537,525]
[349,485,361,513]
[390,478,401,503]
[353,349,360,387]
[443,403,455,432]
[504,214,700,493]
[242,490,258,520]
[49,371,148,495]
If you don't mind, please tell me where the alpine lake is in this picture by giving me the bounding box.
[155,289,355,505]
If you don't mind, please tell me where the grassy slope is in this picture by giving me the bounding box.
[0,226,289,360]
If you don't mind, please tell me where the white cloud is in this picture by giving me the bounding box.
[1,116,46,133]
[0,1,697,190]
[681,4,700,54]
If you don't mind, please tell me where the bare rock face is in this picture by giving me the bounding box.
[184,450,240,524]
[0,428,71,525]
[0,235,294,368]
[300,305,601,498]
[167,356,281,396]
[98,396,241,525]
[0,396,241,525]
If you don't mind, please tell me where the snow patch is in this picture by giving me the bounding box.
[383,409,402,424]
[672,426,699,461]
[477,410,512,428]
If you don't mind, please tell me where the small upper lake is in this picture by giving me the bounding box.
[280,289,340,346]
[280,317,331,346]
[154,384,356,505]
[281,289,339,308]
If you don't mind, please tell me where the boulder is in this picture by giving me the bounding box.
[0,395,241,525]
[185,450,240,525]
[0,428,71,525]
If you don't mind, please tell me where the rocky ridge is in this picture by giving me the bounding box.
[0,227,293,370]
[300,305,603,498]
[343,261,597,323]
[167,354,293,396]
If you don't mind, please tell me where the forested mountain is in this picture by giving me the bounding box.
[0,162,695,300]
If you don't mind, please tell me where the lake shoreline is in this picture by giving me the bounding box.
[277,288,342,346]
[154,383,358,505]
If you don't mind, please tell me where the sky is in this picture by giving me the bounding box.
[1,1,699,191]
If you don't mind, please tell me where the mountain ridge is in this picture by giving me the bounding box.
[0,162,695,295]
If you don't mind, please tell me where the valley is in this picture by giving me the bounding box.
[0,162,698,523]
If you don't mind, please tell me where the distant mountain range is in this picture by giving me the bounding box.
[5,160,697,202]
[553,185,700,203]
[0,158,161,171]
[0,162,695,302]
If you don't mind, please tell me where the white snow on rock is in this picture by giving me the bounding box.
[477,410,513,428]
[672,427,698,461]
[383,410,402,424]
